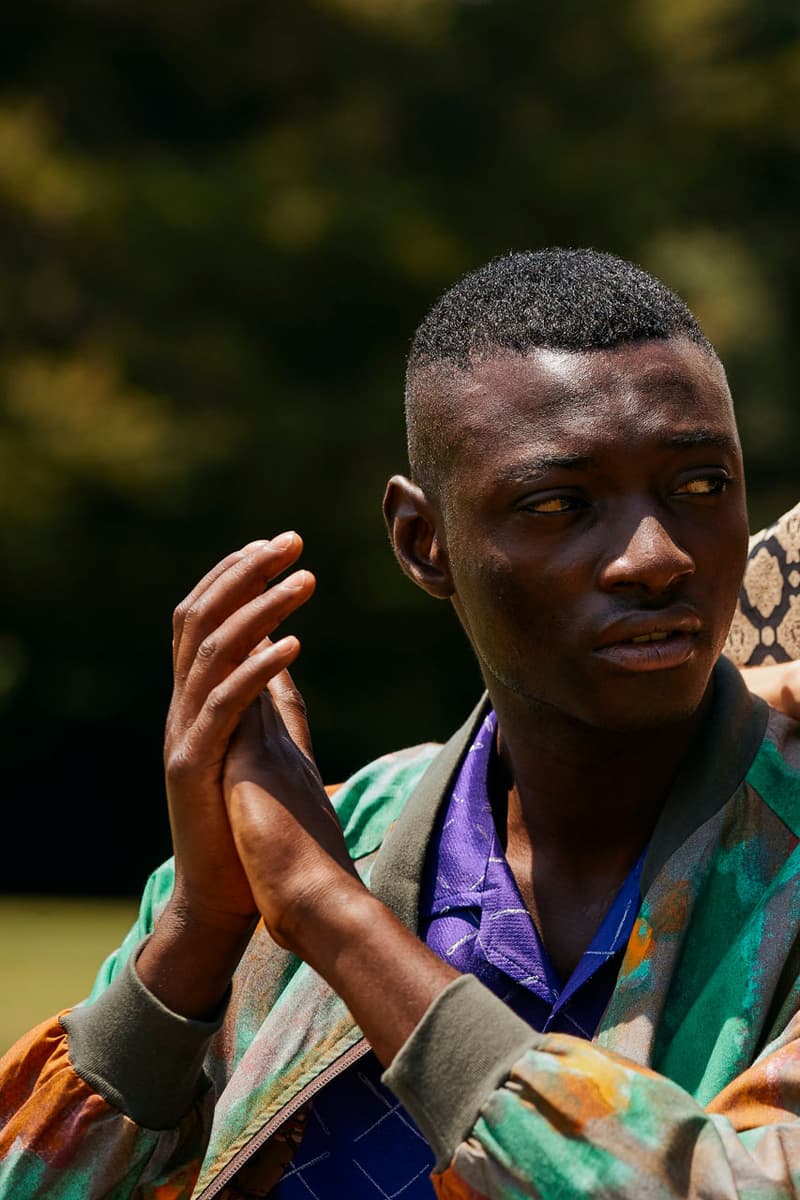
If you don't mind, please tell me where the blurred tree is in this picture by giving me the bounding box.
[1,0,798,892]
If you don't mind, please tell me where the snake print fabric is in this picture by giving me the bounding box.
[726,501,800,666]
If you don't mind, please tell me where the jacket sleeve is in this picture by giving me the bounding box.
[0,862,223,1200]
[384,974,800,1200]
[0,743,443,1200]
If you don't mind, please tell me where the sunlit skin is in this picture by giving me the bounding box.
[397,340,748,725]
[741,659,800,719]
[137,335,751,1058]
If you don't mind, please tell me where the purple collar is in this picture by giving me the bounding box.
[422,709,645,1037]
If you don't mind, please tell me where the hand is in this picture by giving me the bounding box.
[162,533,316,935]
[740,660,800,721]
[223,673,363,954]
[224,673,460,1065]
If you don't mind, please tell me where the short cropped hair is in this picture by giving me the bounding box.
[405,247,714,500]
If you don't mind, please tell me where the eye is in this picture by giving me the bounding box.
[519,494,583,514]
[674,474,732,497]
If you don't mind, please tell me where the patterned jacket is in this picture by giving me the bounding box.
[3,512,800,1198]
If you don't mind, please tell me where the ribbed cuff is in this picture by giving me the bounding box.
[61,939,227,1130]
[382,974,539,1170]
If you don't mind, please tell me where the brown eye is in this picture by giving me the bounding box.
[530,496,572,513]
[675,476,728,496]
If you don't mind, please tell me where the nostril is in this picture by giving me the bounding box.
[599,546,695,595]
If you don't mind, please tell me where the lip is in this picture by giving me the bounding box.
[592,610,702,673]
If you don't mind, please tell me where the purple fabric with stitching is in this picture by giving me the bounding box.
[421,709,644,1039]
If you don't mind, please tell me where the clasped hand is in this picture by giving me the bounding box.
[162,533,362,958]
[149,532,455,1049]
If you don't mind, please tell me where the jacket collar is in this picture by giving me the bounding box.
[641,654,769,893]
[369,656,769,926]
[369,694,490,932]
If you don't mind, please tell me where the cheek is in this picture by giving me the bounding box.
[704,508,749,594]
[708,532,749,651]
[451,550,558,655]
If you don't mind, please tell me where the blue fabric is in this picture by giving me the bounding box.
[271,710,644,1198]
[273,1056,432,1199]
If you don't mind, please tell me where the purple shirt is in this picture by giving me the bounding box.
[423,709,645,1039]
[273,710,644,1198]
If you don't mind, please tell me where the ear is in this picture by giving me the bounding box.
[383,475,454,599]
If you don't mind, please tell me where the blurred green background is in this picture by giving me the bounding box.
[2,0,800,1048]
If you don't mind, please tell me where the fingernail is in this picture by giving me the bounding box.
[242,538,270,552]
[272,531,297,552]
[284,569,310,590]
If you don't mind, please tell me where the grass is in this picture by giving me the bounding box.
[0,895,139,1054]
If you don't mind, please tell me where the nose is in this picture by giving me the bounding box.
[598,512,695,597]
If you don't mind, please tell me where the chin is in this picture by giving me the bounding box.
[497,663,713,734]
[578,675,714,734]
[592,701,707,734]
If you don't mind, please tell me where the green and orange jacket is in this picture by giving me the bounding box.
[3,657,800,1199]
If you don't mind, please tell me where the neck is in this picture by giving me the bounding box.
[488,684,712,873]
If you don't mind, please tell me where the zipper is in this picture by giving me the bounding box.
[193,1036,372,1200]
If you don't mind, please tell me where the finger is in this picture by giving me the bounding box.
[173,532,303,680]
[225,696,263,770]
[179,569,315,726]
[180,635,302,771]
[256,689,340,841]
[265,667,315,763]
[172,541,274,671]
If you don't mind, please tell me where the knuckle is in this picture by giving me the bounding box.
[286,692,308,722]
[172,601,189,631]
[182,602,203,631]
[205,683,228,716]
[165,746,195,781]
[276,677,307,716]
[197,635,217,662]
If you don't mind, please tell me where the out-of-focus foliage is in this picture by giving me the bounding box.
[2,0,799,891]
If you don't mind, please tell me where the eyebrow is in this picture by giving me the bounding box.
[494,454,596,484]
[662,430,740,453]
[495,430,738,485]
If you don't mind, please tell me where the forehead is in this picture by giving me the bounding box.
[436,339,738,471]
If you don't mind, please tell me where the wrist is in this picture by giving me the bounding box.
[284,884,459,1065]
[274,872,378,968]
[168,882,259,938]
[137,896,257,1020]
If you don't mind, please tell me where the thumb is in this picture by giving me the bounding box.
[265,666,315,763]
[224,697,266,795]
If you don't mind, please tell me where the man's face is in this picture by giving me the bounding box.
[429,337,749,732]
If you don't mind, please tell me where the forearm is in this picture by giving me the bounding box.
[285,883,459,1065]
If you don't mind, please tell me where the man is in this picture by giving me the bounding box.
[3,247,800,1199]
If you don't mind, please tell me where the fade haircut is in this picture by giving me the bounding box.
[405,247,715,502]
